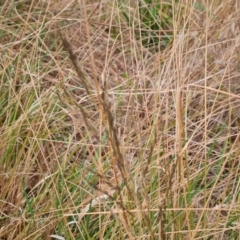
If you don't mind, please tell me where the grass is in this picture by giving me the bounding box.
[1,0,240,239]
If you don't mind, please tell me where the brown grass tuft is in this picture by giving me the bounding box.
[1,0,240,239]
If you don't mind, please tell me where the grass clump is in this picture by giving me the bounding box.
[1,0,240,239]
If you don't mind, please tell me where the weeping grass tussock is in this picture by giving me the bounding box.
[1,0,240,239]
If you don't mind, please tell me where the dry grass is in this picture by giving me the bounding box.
[1,0,240,239]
